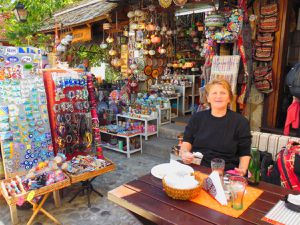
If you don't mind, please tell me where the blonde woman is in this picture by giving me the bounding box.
[180,78,251,176]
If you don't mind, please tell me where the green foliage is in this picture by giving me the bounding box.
[72,44,120,82]
[0,0,79,47]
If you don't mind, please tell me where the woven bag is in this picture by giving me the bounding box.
[253,65,273,94]
[259,16,278,32]
[261,3,278,16]
[257,33,274,42]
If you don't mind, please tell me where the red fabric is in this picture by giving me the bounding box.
[284,100,300,135]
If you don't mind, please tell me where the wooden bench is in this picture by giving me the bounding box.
[251,131,300,160]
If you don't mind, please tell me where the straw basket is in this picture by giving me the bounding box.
[162,172,202,200]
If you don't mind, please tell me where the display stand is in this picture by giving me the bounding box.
[67,160,115,208]
[116,114,158,140]
[99,130,142,158]
[168,96,179,119]
[1,176,70,225]
[158,107,171,125]
[174,75,200,115]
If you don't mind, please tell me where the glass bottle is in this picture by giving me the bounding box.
[248,147,260,185]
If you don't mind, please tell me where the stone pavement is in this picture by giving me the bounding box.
[0,148,168,225]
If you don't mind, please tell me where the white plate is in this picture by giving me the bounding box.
[151,163,194,179]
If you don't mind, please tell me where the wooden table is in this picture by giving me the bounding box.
[108,166,300,225]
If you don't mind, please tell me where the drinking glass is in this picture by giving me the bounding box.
[229,176,247,210]
[211,158,225,176]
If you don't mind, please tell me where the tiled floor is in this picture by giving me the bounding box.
[0,149,167,225]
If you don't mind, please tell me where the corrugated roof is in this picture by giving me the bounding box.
[40,0,117,32]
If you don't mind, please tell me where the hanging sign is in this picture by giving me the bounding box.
[71,27,92,43]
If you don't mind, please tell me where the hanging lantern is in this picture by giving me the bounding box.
[100,42,108,49]
[158,45,166,54]
[103,23,111,30]
[138,22,146,30]
[143,50,149,55]
[127,11,135,19]
[135,42,143,49]
[166,30,173,36]
[109,48,117,56]
[143,38,151,45]
[151,35,161,44]
[130,63,138,70]
[130,23,139,30]
[134,10,143,17]
[146,23,156,32]
[148,5,156,12]
[149,50,156,56]
[106,36,114,43]
[111,58,122,68]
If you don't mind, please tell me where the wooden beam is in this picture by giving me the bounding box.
[262,0,289,129]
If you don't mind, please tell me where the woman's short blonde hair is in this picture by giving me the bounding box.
[204,78,234,105]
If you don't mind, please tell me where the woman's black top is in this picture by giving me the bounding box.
[183,109,251,170]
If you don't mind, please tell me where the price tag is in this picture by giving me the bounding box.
[27,191,35,202]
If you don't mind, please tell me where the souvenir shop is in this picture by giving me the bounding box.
[0,0,288,224]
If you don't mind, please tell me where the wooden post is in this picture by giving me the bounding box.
[9,204,19,225]
[262,0,289,129]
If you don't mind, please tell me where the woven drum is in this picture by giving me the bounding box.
[162,172,202,200]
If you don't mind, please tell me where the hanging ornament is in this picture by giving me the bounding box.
[148,5,156,12]
[100,27,108,49]
[159,0,172,8]
[158,45,166,54]
[127,11,135,19]
[103,23,111,30]
[109,48,117,56]
[106,36,114,43]
[100,42,108,49]
[173,0,187,6]
[146,23,156,32]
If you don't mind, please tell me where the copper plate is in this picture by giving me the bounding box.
[146,58,153,66]
[157,66,164,75]
[151,69,159,79]
[158,58,164,67]
[144,66,153,76]
[152,58,158,67]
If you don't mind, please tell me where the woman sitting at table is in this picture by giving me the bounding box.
[180,78,251,176]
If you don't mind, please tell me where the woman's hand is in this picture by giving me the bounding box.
[180,150,194,164]
[234,167,247,176]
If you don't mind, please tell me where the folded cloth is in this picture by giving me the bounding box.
[203,171,227,205]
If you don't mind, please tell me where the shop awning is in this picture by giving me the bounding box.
[40,0,118,32]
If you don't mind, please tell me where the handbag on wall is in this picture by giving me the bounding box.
[259,1,279,32]
[253,64,274,94]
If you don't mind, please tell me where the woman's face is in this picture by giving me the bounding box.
[207,84,231,111]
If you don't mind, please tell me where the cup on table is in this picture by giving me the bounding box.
[211,158,225,176]
[229,176,247,210]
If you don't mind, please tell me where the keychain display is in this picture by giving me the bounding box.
[0,76,53,177]
[52,74,92,159]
